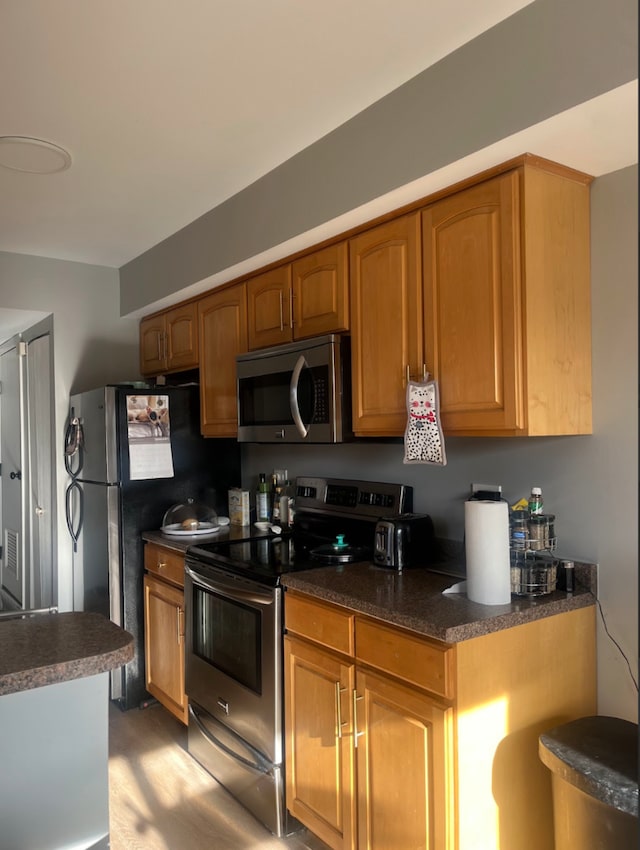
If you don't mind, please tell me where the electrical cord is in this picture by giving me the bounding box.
[576,573,639,692]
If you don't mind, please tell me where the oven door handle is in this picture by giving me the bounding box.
[189,704,272,775]
[185,564,275,607]
[289,354,309,438]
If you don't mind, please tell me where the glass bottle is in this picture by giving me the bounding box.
[256,473,271,522]
[528,486,543,515]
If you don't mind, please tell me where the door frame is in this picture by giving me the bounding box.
[0,316,56,609]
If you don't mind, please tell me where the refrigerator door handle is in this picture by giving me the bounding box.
[65,478,83,552]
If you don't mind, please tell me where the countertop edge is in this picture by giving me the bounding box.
[0,612,135,697]
[283,562,597,644]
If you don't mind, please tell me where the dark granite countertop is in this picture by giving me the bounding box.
[143,524,270,554]
[539,716,639,817]
[0,611,134,696]
[282,560,596,643]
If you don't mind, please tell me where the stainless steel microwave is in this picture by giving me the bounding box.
[236,334,352,443]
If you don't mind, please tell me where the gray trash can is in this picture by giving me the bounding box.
[539,716,638,849]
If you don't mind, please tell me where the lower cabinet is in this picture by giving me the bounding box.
[143,543,188,725]
[354,668,452,850]
[284,594,454,850]
[284,590,596,850]
[284,636,356,850]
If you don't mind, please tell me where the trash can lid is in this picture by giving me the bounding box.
[539,716,638,817]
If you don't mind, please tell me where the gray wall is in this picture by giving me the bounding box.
[241,165,639,722]
[119,0,637,312]
[0,251,141,610]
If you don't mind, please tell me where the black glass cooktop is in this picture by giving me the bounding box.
[186,521,374,586]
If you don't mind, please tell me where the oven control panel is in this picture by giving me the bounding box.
[295,476,412,520]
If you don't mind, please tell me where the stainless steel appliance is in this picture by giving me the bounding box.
[373,513,435,570]
[236,333,351,443]
[184,476,412,836]
[64,383,240,710]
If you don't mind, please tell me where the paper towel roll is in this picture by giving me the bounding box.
[464,500,511,605]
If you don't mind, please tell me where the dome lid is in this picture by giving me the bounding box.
[161,498,218,535]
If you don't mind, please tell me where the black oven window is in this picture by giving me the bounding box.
[192,585,262,695]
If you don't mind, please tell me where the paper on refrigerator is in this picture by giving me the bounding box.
[126,394,174,480]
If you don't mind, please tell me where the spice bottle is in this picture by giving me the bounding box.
[528,486,543,515]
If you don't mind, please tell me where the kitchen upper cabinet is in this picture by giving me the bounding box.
[143,543,188,725]
[247,242,349,350]
[349,214,423,436]
[291,242,349,340]
[247,264,294,349]
[422,163,592,436]
[198,284,248,437]
[139,301,198,376]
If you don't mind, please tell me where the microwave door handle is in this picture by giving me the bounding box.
[289,354,309,438]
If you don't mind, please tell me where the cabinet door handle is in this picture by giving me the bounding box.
[352,690,364,748]
[177,606,184,643]
[405,364,428,384]
[279,291,284,331]
[157,333,162,362]
[289,290,294,329]
[157,561,166,570]
[335,683,348,739]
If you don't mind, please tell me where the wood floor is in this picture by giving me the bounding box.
[108,701,329,850]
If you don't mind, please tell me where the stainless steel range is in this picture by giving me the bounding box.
[184,476,413,837]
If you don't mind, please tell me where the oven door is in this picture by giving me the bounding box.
[184,558,282,764]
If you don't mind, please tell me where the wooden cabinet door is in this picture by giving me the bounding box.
[349,214,423,436]
[284,636,356,850]
[422,172,524,433]
[165,301,198,371]
[143,573,188,725]
[292,242,349,340]
[139,315,166,375]
[355,668,453,850]
[198,284,248,437]
[247,264,293,349]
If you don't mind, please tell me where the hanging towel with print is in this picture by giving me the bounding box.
[403,376,447,465]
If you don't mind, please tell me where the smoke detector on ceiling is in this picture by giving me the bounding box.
[0,136,72,174]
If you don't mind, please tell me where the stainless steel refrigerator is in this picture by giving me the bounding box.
[64,383,241,710]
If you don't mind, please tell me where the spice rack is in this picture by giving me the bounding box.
[509,510,558,596]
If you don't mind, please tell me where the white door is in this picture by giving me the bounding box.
[25,329,54,608]
[0,337,26,606]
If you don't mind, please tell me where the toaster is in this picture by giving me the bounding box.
[373,513,435,570]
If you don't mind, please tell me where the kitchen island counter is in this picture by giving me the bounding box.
[0,612,133,850]
[0,610,134,696]
[282,560,596,643]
